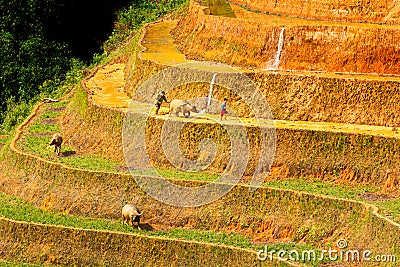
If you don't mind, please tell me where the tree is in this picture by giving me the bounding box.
[0,0,70,113]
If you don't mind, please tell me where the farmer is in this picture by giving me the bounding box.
[154,91,169,115]
[220,98,228,120]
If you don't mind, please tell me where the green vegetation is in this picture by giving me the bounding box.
[375,200,400,224]
[60,155,120,173]
[0,0,189,134]
[1,193,336,265]
[18,99,120,172]
[0,59,84,135]
[0,193,256,248]
[0,0,71,117]
[0,100,37,136]
[69,84,88,117]
[0,261,54,267]
[0,192,327,266]
[131,168,220,182]
[264,179,400,225]
[0,135,10,160]
[104,0,189,53]
[264,178,380,200]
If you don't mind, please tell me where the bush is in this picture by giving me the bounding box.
[0,98,34,135]
[104,0,188,53]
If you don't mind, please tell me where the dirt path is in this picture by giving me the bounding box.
[140,20,189,65]
[86,64,131,110]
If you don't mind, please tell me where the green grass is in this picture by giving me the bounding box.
[23,135,55,157]
[103,0,189,54]
[27,101,67,135]
[264,178,400,224]
[0,192,128,232]
[19,100,121,172]
[131,168,220,182]
[0,135,10,142]
[0,192,330,266]
[70,85,88,117]
[59,154,120,172]
[28,123,60,135]
[22,133,121,172]
[20,101,64,157]
[39,101,68,121]
[0,261,55,267]
[375,200,400,224]
[0,192,322,261]
[39,111,62,120]
[0,133,12,160]
[264,178,380,200]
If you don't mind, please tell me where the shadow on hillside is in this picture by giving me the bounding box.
[139,223,154,231]
[357,192,395,202]
[59,151,76,157]
[46,107,66,112]
[41,119,58,125]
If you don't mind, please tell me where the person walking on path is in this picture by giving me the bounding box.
[220,98,228,120]
[155,91,169,115]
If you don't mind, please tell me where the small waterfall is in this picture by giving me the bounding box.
[269,26,285,70]
[206,73,218,111]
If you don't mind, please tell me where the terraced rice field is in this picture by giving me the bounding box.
[2,0,400,266]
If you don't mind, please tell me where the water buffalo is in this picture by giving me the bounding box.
[49,133,63,155]
[169,99,199,118]
[122,203,142,229]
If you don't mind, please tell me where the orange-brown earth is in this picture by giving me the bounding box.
[72,22,400,198]
[173,0,400,74]
[229,0,400,24]
[89,18,400,140]
[85,64,131,110]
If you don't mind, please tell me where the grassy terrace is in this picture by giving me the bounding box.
[0,192,324,265]
[0,262,54,267]
[7,0,400,266]
[19,100,121,173]
[15,99,400,226]
[0,136,9,155]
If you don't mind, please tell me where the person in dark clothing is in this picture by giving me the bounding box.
[155,91,169,115]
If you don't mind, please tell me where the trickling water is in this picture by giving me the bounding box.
[206,73,218,111]
[268,26,285,70]
[272,27,285,69]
